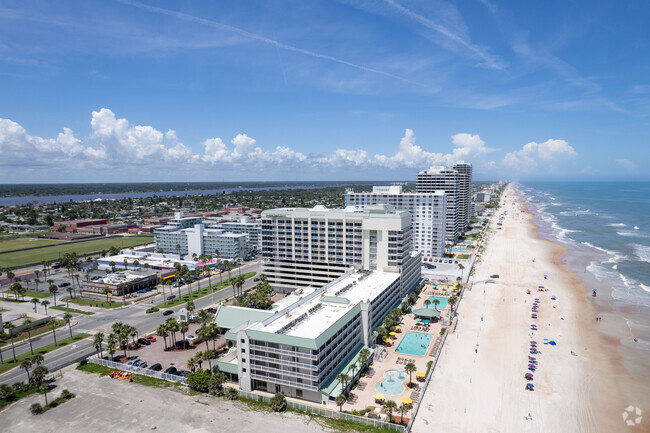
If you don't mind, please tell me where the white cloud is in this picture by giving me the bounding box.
[615,158,636,170]
[0,109,495,177]
[503,139,577,169]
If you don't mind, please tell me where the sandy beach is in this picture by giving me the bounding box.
[412,184,640,433]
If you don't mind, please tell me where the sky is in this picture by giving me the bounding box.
[0,0,648,183]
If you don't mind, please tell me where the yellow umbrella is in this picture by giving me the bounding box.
[415,372,425,377]
[374,393,385,401]
[394,325,401,330]
[389,331,397,336]
[383,338,391,343]
[402,397,412,404]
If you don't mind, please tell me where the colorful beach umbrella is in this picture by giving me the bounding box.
[525,373,533,379]
[528,356,536,361]
[530,341,537,344]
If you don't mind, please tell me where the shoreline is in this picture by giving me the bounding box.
[412,183,640,433]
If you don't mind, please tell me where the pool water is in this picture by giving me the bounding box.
[375,370,406,395]
[427,296,448,310]
[395,332,433,356]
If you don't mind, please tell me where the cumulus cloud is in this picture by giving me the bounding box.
[502,139,577,169]
[615,158,636,170]
[0,109,496,176]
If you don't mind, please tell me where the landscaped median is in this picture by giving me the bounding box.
[62,297,128,309]
[0,333,91,375]
[50,306,95,315]
[1,290,52,303]
[154,272,256,310]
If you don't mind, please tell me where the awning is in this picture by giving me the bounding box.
[162,274,176,280]
[412,308,441,318]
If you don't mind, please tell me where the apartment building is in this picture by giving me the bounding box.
[214,269,403,403]
[416,162,472,243]
[345,185,447,257]
[154,224,246,260]
[261,204,421,295]
[218,217,262,252]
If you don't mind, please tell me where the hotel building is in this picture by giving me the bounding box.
[214,268,404,403]
[261,205,421,295]
[344,185,447,257]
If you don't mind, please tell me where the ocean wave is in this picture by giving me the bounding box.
[640,284,650,294]
[608,223,627,227]
[632,244,650,263]
[617,231,638,237]
[558,209,592,216]
[580,241,608,253]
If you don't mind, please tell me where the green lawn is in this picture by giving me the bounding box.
[0,384,40,410]
[0,235,154,268]
[50,305,95,315]
[0,319,64,348]
[156,272,256,308]
[62,297,127,309]
[77,362,182,389]
[0,333,91,375]
[0,237,63,253]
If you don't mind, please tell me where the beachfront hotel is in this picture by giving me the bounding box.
[261,204,422,295]
[214,268,404,404]
[344,185,447,257]
[416,162,472,242]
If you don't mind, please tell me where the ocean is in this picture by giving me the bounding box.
[518,181,650,361]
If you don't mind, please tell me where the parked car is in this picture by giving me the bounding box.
[166,295,176,300]
[127,358,140,366]
[58,282,71,288]
[145,336,157,342]
[163,310,173,316]
[486,279,495,284]
[253,277,260,282]
[490,274,500,278]
[206,308,217,314]
[149,363,162,371]
[175,340,191,350]
[137,338,151,345]
[174,370,190,377]
[186,335,197,343]
[108,354,122,362]
[134,360,147,368]
[163,366,177,375]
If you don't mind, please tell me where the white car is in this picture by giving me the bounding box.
[186,335,197,343]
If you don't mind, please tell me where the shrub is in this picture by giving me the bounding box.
[269,393,287,412]
[0,384,15,401]
[61,389,75,400]
[11,382,26,393]
[78,359,88,367]
[48,400,59,408]
[225,387,239,400]
[186,369,212,393]
[208,373,226,396]
[440,327,446,336]
[145,307,159,314]
[30,403,43,414]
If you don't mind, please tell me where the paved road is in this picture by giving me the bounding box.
[0,261,262,384]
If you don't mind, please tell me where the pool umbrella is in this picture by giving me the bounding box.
[394,325,401,330]
[383,338,391,343]
[402,397,413,405]
[423,320,431,324]
[416,372,425,378]
[389,332,397,336]
[374,393,385,402]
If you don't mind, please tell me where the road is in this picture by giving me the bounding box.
[0,261,262,384]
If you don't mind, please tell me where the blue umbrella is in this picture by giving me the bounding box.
[423,320,431,324]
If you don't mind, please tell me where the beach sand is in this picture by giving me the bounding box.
[412,184,639,433]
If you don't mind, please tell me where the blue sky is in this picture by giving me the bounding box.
[0,0,648,183]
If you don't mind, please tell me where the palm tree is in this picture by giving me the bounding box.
[358,347,371,372]
[129,326,138,347]
[5,323,17,362]
[458,263,465,280]
[383,400,397,422]
[34,278,40,292]
[398,403,409,424]
[157,324,169,350]
[336,373,350,393]
[41,300,50,315]
[63,313,73,339]
[405,362,417,386]
[123,259,129,270]
[175,244,181,257]
[336,394,347,412]
[202,349,213,372]
[209,323,220,350]
[259,273,267,283]
[10,282,22,301]
[104,288,112,304]
[432,299,441,311]
[31,298,40,313]
[194,351,204,370]
[203,264,212,290]
[93,332,105,358]
[179,321,189,341]
[109,261,116,271]
[186,300,195,316]
[49,284,58,305]
[197,309,211,325]
[106,333,117,359]
[67,287,74,300]
[197,325,212,352]
[347,362,358,382]
[32,354,44,366]
[23,319,34,355]
[423,299,431,309]
[187,357,197,372]
[20,358,33,382]
[166,318,179,346]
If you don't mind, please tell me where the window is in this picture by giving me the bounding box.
[296,389,303,397]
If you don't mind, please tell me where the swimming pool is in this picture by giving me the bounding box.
[375,370,406,395]
[428,296,448,310]
[395,332,433,356]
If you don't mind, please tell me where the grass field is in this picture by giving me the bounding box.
[0,235,154,268]
[0,333,91,375]
[156,272,256,309]
[0,319,64,348]
[50,305,95,315]
[62,297,128,309]
[0,237,63,253]
[1,290,52,302]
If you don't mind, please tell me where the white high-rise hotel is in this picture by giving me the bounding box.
[345,186,447,257]
[416,161,472,243]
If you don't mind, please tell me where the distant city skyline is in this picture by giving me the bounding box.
[1,1,648,183]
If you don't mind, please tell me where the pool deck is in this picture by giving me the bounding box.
[342,282,453,418]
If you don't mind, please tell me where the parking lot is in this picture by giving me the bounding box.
[109,321,227,374]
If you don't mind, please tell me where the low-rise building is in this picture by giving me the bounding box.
[214,269,402,404]
[51,218,107,232]
[82,269,171,295]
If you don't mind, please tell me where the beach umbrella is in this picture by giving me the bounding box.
[525,373,533,380]
[530,342,537,347]
[402,397,413,404]
[423,320,431,324]
[528,364,536,369]
[394,325,401,330]
[530,341,537,345]
[374,393,385,402]
[531,315,537,319]
[389,332,397,336]
[416,372,425,378]
[535,298,540,301]
[526,383,535,391]
[549,341,557,346]
[528,356,536,361]
[383,338,391,343]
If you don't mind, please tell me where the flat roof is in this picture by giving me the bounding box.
[257,270,400,339]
